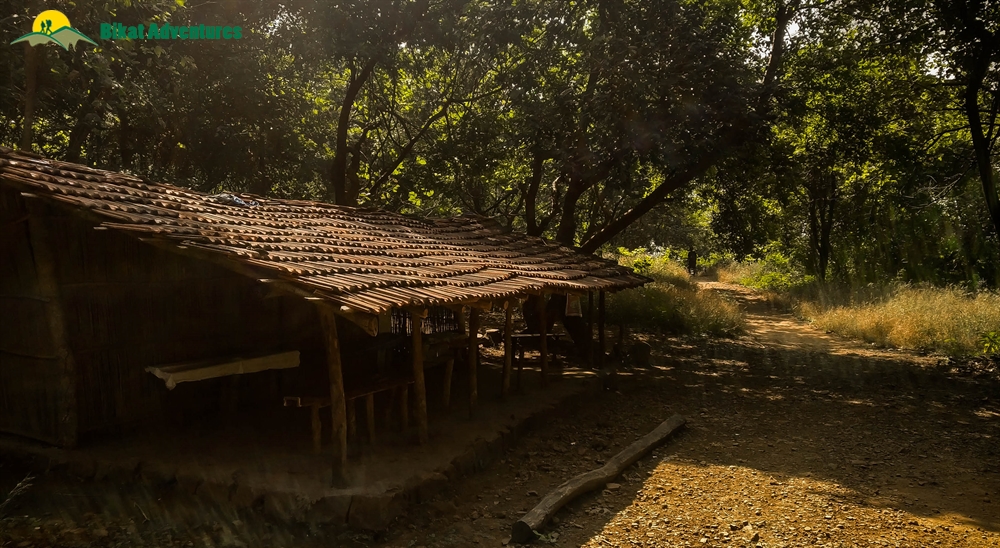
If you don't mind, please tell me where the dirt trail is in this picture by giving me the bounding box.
[2,283,999,548]
[698,280,923,358]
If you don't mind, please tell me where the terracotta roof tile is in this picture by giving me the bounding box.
[0,148,647,313]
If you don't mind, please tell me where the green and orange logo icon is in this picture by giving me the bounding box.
[10,10,97,50]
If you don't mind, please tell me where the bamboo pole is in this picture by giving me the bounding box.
[588,291,595,370]
[501,301,513,398]
[316,304,349,485]
[598,291,606,372]
[537,294,548,387]
[365,393,376,445]
[468,307,480,416]
[442,357,454,409]
[410,309,429,445]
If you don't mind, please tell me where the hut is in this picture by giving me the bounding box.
[0,148,646,483]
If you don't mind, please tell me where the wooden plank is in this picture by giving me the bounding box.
[587,291,594,370]
[467,307,480,416]
[316,303,349,485]
[347,398,357,442]
[501,301,513,398]
[442,357,454,409]
[365,393,376,445]
[311,405,322,454]
[146,351,300,390]
[410,309,429,444]
[399,385,409,431]
[23,199,78,447]
[598,290,606,373]
[511,414,686,543]
[537,295,548,387]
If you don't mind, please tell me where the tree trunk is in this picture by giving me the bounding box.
[962,44,1000,236]
[555,181,586,246]
[329,58,378,205]
[19,44,39,152]
[579,152,722,253]
[525,147,545,236]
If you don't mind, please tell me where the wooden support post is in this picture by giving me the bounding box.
[365,393,376,445]
[457,306,468,334]
[383,392,393,429]
[598,291,606,372]
[587,292,595,370]
[517,345,525,392]
[502,301,513,398]
[442,357,454,409]
[347,398,357,442]
[468,307,480,416]
[410,309,429,445]
[400,385,410,430]
[316,304,349,485]
[537,295,548,387]
[311,404,323,455]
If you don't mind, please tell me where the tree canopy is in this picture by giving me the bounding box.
[3,0,998,286]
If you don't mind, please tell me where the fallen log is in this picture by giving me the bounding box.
[511,413,686,544]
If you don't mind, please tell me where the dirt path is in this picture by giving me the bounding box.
[362,283,1000,548]
[2,283,999,548]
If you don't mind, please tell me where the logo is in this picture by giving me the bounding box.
[10,10,97,50]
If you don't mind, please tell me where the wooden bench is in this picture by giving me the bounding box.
[285,374,415,454]
[285,332,467,454]
[147,351,300,390]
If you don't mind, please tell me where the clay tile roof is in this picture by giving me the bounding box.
[0,148,647,314]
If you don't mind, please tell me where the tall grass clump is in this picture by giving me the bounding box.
[805,286,1000,356]
[609,249,744,337]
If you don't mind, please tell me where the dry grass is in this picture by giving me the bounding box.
[801,286,1000,355]
[714,262,756,284]
[610,251,744,336]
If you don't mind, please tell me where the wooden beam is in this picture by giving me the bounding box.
[311,405,323,455]
[468,307,480,416]
[511,414,686,543]
[588,291,595,370]
[537,294,548,387]
[399,386,409,431]
[457,305,467,334]
[410,309,429,445]
[501,301,513,398]
[347,398,357,443]
[23,198,77,448]
[316,303,349,486]
[442,357,454,409]
[598,290,606,373]
[365,393,376,445]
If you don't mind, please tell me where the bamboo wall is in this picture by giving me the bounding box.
[1,190,433,446]
[0,189,68,444]
[0,189,338,444]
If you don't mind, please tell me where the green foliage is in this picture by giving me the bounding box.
[724,251,816,292]
[606,283,745,337]
[608,250,742,336]
[982,332,1000,355]
[614,249,694,289]
[1,0,997,294]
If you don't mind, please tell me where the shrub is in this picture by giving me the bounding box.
[615,248,695,289]
[606,282,745,337]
